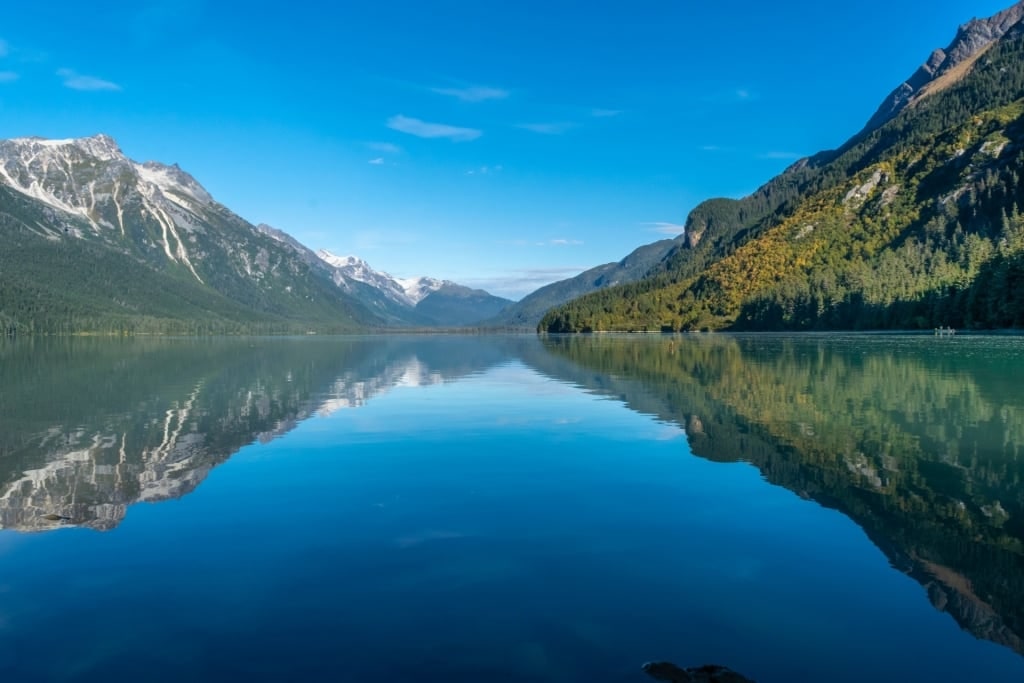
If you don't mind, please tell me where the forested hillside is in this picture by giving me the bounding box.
[541,15,1024,332]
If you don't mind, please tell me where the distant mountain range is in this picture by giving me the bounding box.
[541,0,1024,332]
[315,250,512,327]
[0,136,509,333]
[483,235,685,327]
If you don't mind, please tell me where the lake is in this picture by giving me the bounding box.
[1,333,1022,682]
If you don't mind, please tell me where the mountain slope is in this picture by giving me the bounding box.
[862,1,1024,135]
[415,283,513,326]
[541,4,1024,333]
[485,235,685,328]
[316,249,512,326]
[0,136,379,333]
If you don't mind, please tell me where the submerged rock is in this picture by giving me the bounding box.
[642,661,754,682]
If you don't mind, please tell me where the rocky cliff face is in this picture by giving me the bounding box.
[862,1,1024,133]
[0,134,378,330]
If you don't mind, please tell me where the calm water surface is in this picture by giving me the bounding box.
[1,334,1022,682]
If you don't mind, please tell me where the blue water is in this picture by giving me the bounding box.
[0,335,1022,682]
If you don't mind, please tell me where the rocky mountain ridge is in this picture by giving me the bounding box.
[317,249,446,307]
[0,135,510,332]
[863,0,1024,134]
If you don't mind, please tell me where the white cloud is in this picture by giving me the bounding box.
[57,68,121,92]
[367,141,402,154]
[387,114,481,142]
[516,122,575,135]
[0,71,17,83]
[431,85,509,102]
[462,266,588,299]
[643,222,686,236]
[549,238,583,246]
[702,87,758,104]
[466,164,503,176]
[368,157,385,165]
[591,108,621,117]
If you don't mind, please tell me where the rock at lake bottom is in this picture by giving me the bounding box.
[642,661,755,683]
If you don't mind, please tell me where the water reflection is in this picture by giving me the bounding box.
[0,336,526,532]
[538,333,1024,656]
[2,332,1023,663]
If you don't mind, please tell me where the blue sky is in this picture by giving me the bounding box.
[0,1,1014,298]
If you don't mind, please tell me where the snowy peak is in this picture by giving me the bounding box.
[7,133,125,162]
[135,161,213,204]
[315,249,446,307]
[0,133,217,218]
[318,250,371,271]
[396,276,446,305]
[312,248,511,325]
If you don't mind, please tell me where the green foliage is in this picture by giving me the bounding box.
[0,226,368,335]
[540,334,1024,643]
[0,186,375,335]
[486,236,684,328]
[541,31,1024,333]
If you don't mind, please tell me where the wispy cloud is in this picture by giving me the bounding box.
[431,85,509,102]
[466,164,503,176]
[758,151,803,160]
[643,222,686,236]
[0,40,8,58]
[699,145,722,152]
[57,68,121,92]
[462,266,588,299]
[549,238,583,246]
[367,141,402,154]
[591,108,621,118]
[702,87,758,104]
[387,114,481,142]
[368,157,385,165]
[0,71,17,83]
[516,122,575,135]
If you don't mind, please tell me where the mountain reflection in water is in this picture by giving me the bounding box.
[1,332,1022,664]
[0,336,513,532]
[539,333,1024,657]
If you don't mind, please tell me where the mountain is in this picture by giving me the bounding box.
[541,2,1024,333]
[316,249,513,327]
[862,1,1024,135]
[0,135,511,333]
[484,234,686,328]
[0,135,380,334]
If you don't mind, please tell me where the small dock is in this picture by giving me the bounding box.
[934,326,956,337]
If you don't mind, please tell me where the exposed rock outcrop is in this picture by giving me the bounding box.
[861,1,1024,134]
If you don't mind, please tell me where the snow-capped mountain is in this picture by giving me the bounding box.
[0,134,382,331]
[396,275,446,306]
[317,249,447,307]
[313,249,514,326]
[0,132,510,332]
